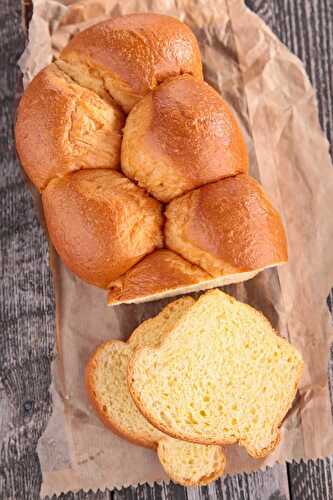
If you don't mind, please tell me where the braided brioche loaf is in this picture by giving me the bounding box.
[15,13,288,304]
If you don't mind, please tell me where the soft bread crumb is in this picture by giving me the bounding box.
[158,438,225,486]
[86,297,226,485]
[87,341,162,445]
[129,289,304,458]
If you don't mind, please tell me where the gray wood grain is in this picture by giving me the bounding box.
[0,0,332,499]
[113,465,290,500]
[0,1,55,498]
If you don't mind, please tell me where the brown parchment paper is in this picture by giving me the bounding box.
[18,0,333,496]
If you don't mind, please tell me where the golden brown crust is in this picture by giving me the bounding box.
[15,64,124,191]
[16,15,288,304]
[121,75,248,202]
[108,270,260,305]
[42,169,163,288]
[241,432,281,459]
[108,250,211,304]
[85,341,157,449]
[165,175,288,276]
[60,14,203,112]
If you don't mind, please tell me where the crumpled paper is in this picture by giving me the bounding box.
[17,0,333,496]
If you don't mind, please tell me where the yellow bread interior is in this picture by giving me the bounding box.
[86,297,225,485]
[129,290,304,458]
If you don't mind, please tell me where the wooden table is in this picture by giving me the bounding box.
[1,0,332,498]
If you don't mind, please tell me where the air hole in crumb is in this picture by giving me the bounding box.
[186,413,198,425]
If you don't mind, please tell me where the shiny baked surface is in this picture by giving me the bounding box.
[15,13,287,299]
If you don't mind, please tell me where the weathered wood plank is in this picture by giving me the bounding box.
[53,491,113,500]
[0,1,55,499]
[286,459,333,500]
[113,465,290,500]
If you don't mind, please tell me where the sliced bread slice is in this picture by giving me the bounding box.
[129,289,304,458]
[157,437,225,486]
[85,297,226,485]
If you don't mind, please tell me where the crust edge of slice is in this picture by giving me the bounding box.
[157,437,226,486]
[85,340,157,449]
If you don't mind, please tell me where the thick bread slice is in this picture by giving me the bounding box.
[85,297,226,485]
[86,341,161,447]
[128,294,196,350]
[129,290,304,458]
[157,437,225,486]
